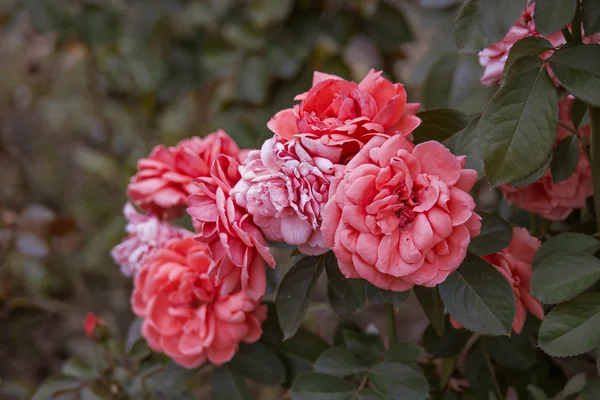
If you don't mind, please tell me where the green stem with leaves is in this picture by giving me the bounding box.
[386,303,397,346]
[589,105,600,233]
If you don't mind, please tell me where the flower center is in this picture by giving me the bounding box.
[396,207,416,228]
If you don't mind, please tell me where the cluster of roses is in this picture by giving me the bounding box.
[109,4,594,369]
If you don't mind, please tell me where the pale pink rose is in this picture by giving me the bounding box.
[479,6,600,86]
[187,155,276,300]
[110,203,191,277]
[267,69,421,163]
[321,135,481,291]
[128,130,241,220]
[500,96,592,220]
[450,228,544,334]
[132,237,267,368]
[231,135,344,255]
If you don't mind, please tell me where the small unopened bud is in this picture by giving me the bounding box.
[84,312,109,341]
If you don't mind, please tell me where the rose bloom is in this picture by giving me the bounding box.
[321,135,481,291]
[451,227,544,334]
[231,135,343,255]
[132,238,267,368]
[110,203,191,277]
[480,6,600,86]
[128,130,241,220]
[500,96,592,220]
[188,155,275,300]
[267,69,421,163]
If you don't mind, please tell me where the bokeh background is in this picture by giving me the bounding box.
[0,0,495,397]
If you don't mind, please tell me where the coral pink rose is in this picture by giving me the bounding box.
[267,69,421,163]
[188,155,275,300]
[450,228,544,334]
[321,135,481,291]
[500,96,592,220]
[111,203,191,276]
[480,6,600,86]
[128,130,241,220]
[231,135,343,255]
[132,238,267,368]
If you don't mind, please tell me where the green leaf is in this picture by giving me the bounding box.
[212,365,254,400]
[548,45,600,107]
[467,213,513,256]
[502,36,555,84]
[385,342,425,364]
[290,372,356,400]
[126,317,144,352]
[561,372,587,398]
[32,375,80,400]
[583,0,600,35]
[369,362,429,400]
[439,253,516,335]
[582,377,600,399]
[454,0,489,51]
[342,330,384,365]
[531,252,600,304]
[314,347,368,377]
[510,151,553,187]
[538,293,600,356]
[572,98,590,129]
[364,281,410,306]
[229,342,286,385]
[444,115,484,177]
[527,385,549,400]
[357,389,386,400]
[413,286,445,336]
[80,381,114,400]
[465,340,500,399]
[61,359,98,380]
[412,109,469,144]
[477,56,558,186]
[279,327,331,362]
[533,0,577,36]
[422,318,472,357]
[276,255,326,339]
[325,252,366,314]
[534,233,600,266]
[146,361,197,396]
[476,0,527,45]
[484,334,537,370]
[551,134,580,183]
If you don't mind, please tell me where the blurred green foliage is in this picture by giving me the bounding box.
[0,0,488,397]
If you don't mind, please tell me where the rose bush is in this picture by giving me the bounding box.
[32,1,600,398]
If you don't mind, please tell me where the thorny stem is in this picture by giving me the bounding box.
[386,303,397,346]
[588,105,600,233]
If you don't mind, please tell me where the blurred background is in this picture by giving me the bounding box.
[0,0,494,397]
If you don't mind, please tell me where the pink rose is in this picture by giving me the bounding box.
[128,130,241,220]
[321,135,481,291]
[231,136,343,255]
[450,227,544,334]
[267,69,421,163]
[188,155,276,300]
[500,96,592,220]
[480,6,600,86]
[110,203,191,276]
[132,237,267,368]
